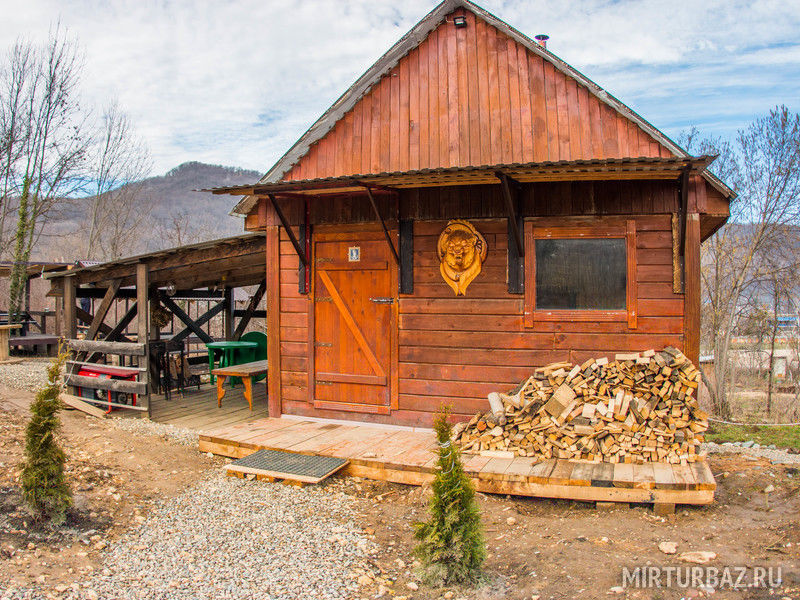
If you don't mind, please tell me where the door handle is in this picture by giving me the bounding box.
[369,297,395,304]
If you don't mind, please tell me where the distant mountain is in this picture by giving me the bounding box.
[37,162,262,261]
[140,161,261,223]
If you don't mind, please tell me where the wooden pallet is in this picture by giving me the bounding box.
[199,417,716,508]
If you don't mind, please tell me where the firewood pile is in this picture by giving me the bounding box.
[453,347,707,464]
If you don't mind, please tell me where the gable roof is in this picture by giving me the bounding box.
[231,0,733,216]
[262,0,687,183]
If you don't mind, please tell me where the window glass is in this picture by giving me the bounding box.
[534,238,626,310]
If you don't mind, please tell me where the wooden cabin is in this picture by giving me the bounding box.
[211,0,732,428]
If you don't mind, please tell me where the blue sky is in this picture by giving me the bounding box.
[2,0,799,175]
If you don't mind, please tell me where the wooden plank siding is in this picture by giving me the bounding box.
[270,180,685,427]
[283,9,673,182]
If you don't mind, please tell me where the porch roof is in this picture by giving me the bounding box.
[203,156,722,217]
[44,233,265,293]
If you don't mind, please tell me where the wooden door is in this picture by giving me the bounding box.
[312,231,396,415]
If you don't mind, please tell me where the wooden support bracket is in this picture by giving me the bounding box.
[170,300,225,345]
[364,187,400,266]
[497,171,525,294]
[269,194,307,266]
[158,292,215,344]
[233,279,266,340]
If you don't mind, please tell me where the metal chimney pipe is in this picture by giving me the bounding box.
[535,34,549,50]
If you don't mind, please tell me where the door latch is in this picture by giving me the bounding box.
[369,297,395,304]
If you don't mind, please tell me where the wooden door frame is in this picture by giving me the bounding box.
[307,224,399,414]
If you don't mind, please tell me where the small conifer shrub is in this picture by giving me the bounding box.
[414,406,486,586]
[20,346,72,524]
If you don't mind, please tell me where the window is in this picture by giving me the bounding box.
[524,220,637,328]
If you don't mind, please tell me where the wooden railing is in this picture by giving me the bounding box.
[63,339,149,414]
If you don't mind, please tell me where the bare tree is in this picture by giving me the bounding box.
[155,209,218,249]
[84,101,152,260]
[0,28,90,319]
[688,107,800,418]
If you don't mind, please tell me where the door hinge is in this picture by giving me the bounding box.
[315,341,333,347]
[369,297,395,304]
[315,296,332,302]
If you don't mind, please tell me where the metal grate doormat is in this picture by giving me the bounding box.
[225,449,349,484]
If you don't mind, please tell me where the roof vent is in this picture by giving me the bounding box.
[535,34,549,49]
[453,15,467,28]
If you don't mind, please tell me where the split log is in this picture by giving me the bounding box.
[455,347,707,465]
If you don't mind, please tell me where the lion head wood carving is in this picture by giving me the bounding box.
[437,220,487,296]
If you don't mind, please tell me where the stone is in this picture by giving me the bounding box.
[678,551,717,564]
[506,516,517,525]
[357,575,373,586]
[741,440,754,448]
[406,581,419,591]
[764,484,775,493]
[609,586,625,594]
[658,541,678,554]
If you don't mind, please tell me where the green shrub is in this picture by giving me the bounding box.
[20,347,72,524]
[414,406,486,586]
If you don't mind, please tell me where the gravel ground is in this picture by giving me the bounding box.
[111,416,199,447]
[0,359,51,393]
[702,441,800,464]
[2,475,376,600]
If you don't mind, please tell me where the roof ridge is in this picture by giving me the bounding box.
[258,0,690,185]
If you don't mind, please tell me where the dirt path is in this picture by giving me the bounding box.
[1,378,798,599]
[0,383,217,593]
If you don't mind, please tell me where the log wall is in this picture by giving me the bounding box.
[269,180,686,427]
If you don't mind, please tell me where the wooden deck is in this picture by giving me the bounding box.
[121,383,268,431]
[199,417,716,506]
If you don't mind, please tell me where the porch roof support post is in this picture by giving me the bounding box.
[135,262,151,417]
[63,276,77,340]
[364,186,400,265]
[678,165,691,293]
[268,194,307,266]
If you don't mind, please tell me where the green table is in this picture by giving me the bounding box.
[206,341,258,384]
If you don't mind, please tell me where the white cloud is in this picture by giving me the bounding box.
[1,0,798,175]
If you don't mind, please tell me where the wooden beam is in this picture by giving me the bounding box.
[497,171,525,294]
[684,213,701,364]
[76,307,134,344]
[364,187,400,265]
[399,219,413,294]
[158,293,215,344]
[170,300,225,345]
[223,287,233,340]
[298,198,310,294]
[60,393,107,418]
[67,339,146,356]
[102,302,137,342]
[497,171,524,257]
[266,224,282,418]
[65,373,147,395]
[678,167,690,258]
[63,277,76,340]
[136,263,150,413]
[269,194,307,266]
[86,280,121,341]
[74,288,225,300]
[233,280,266,340]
